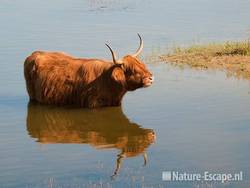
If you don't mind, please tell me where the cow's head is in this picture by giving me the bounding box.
[106,34,154,91]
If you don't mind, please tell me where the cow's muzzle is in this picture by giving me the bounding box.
[143,76,154,87]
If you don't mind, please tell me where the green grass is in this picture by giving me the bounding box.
[171,40,250,56]
[161,39,250,79]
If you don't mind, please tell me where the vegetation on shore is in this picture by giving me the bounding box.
[160,40,250,79]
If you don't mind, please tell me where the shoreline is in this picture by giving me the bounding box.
[160,40,250,79]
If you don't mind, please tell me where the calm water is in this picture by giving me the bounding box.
[0,0,250,187]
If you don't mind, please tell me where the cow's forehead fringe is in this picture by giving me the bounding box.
[122,55,147,72]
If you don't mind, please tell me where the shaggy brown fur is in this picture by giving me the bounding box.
[24,51,153,108]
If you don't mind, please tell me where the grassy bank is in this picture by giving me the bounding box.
[160,40,250,79]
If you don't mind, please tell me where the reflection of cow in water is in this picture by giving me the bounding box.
[26,103,155,177]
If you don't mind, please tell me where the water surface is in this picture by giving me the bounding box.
[0,0,250,187]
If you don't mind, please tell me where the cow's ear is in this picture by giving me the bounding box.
[111,67,126,85]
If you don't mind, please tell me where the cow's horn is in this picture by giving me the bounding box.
[105,44,123,65]
[132,33,144,57]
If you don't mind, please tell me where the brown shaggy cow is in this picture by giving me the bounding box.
[24,34,153,108]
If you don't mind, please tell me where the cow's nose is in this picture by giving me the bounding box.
[149,76,154,82]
